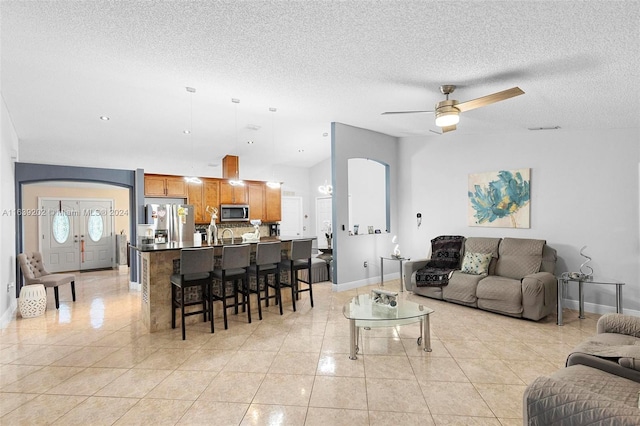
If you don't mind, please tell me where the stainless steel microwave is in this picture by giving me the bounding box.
[220,204,250,222]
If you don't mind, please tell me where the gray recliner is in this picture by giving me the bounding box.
[17,252,76,309]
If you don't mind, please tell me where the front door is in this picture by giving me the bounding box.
[40,198,115,272]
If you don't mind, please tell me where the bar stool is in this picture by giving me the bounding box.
[211,244,251,328]
[279,239,313,312]
[170,247,215,340]
[248,241,282,319]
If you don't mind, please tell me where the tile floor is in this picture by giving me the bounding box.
[1,268,599,425]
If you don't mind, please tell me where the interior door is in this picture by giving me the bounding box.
[40,198,115,272]
[40,199,80,273]
[280,196,303,237]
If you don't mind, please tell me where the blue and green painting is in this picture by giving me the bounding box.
[468,168,530,228]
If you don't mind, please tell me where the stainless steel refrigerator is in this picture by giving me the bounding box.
[145,204,195,244]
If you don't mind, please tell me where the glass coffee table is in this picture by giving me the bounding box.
[343,293,434,360]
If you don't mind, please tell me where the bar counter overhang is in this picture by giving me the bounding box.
[133,236,312,332]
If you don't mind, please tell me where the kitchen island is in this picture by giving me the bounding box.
[134,236,311,332]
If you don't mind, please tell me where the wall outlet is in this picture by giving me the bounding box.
[363,261,368,268]
[7,282,15,292]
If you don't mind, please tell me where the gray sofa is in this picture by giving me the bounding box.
[524,313,640,425]
[404,237,557,321]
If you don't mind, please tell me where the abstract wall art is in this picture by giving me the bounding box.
[468,168,530,228]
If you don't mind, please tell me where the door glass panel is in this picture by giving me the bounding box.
[52,211,70,244]
[88,210,104,242]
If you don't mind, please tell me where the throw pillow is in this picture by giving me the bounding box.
[460,252,492,275]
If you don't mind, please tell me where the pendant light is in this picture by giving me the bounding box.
[184,87,202,184]
[229,98,244,187]
[266,107,281,189]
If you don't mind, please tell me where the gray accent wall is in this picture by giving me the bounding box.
[332,122,399,289]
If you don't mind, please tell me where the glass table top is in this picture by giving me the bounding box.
[343,293,434,321]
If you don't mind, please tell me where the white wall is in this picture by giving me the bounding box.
[332,122,399,288]
[397,127,640,313]
[0,96,19,325]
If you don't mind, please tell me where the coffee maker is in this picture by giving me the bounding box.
[269,223,280,236]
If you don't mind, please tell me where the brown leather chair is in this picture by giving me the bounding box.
[17,252,76,309]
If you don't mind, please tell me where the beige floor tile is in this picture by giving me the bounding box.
[305,407,369,426]
[442,340,498,359]
[10,344,79,366]
[420,382,493,416]
[309,376,368,410]
[222,350,277,373]
[270,351,320,375]
[0,363,43,386]
[177,349,235,372]
[95,368,172,398]
[474,383,527,419]
[0,392,39,417]
[114,398,193,425]
[359,336,406,355]
[503,359,559,385]
[133,347,197,370]
[409,356,469,383]
[483,341,545,361]
[1,365,85,393]
[45,367,128,395]
[91,346,159,368]
[364,354,415,379]
[320,335,351,354]
[456,359,525,385]
[369,410,435,425]
[497,418,523,426]
[316,353,365,377]
[146,370,217,400]
[366,378,430,413]
[177,400,249,425]
[50,345,121,367]
[253,373,315,406]
[240,404,308,426]
[239,333,286,352]
[200,332,250,350]
[402,338,451,357]
[51,396,139,425]
[431,415,502,425]
[280,333,324,353]
[0,394,87,424]
[198,371,265,403]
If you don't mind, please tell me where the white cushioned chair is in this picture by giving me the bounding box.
[17,252,76,309]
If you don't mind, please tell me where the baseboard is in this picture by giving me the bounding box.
[561,298,640,317]
[129,281,141,291]
[0,299,17,329]
[333,272,402,292]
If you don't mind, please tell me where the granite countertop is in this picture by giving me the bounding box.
[132,236,313,252]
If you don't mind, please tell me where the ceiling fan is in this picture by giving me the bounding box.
[382,85,525,133]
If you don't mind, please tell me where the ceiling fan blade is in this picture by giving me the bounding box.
[381,110,434,115]
[441,125,456,133]
[455,87,524,113]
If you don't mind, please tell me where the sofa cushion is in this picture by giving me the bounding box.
[441,271,483,306]
[494,238,545,280]
[460,252,492,275]
[464,237,501,275]
[476,276,523,316]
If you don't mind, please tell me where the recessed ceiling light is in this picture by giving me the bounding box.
[247,140,254,145]
[269,107,277,112]
[298,149,305,153]
[186,87,196,93]
[322,132,328,137]
[99,116,110,121]
[231,98,240,104]
[246,124,261,130]
[183,130,191,134]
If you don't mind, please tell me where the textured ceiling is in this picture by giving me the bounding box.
[1,1,639,179]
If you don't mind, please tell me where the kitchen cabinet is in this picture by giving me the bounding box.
[187,178,220,224]
[219,181,248,205]
[247,182,265,221]
[265,185,282,222]
[144,174,188,197]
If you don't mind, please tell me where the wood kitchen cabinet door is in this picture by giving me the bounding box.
[165,176,188,197]
[144,174,188,197]
[187,182,204,223]
[248,182,265,221]
[203,179,220,223]
[144,175,167,196]
[265,185,282,222]
[219,181,247,205]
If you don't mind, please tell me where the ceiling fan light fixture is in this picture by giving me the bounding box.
[435,104,460,127]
